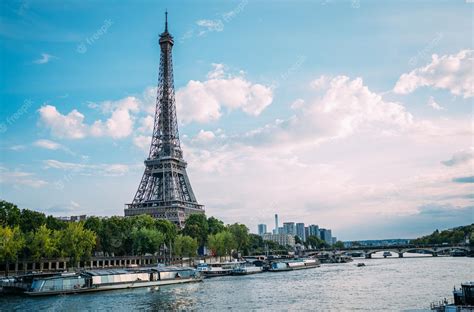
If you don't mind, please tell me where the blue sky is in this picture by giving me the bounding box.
[0,0,473,240]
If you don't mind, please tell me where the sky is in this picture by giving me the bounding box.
[0,0,473,240]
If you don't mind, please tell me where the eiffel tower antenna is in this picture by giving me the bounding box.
[125,12,205,227]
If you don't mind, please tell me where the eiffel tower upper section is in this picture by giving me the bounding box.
[125,12,204,227]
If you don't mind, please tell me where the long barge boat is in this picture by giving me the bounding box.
[1,267,202,296]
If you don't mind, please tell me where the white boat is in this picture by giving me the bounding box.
[269,258,320,272]
[232,265,263,275]
[197,261,245,277]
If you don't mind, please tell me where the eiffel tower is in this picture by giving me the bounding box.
[125,12,205,227]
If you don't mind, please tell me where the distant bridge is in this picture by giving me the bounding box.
[305,244,471,258]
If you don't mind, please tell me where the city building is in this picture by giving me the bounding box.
[274,214,279,234]
[320,228,332,245]
[304,227,309,240]
[308,224,320,238]
[283,222,296,236]
[332,237,337,245]
[258,224,267,236]
[296,223,306,242]
[263,233,296,247]
[56,215,87,222]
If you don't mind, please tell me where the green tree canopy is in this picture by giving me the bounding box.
[174,234,198,257]
[0,200,21,227]
[28,224,58,261]
[57,222,97,265]
[131,227,165,256]
[227,223,249,253]
[207,216,225,235]
[182,214,208,247]
[0,226,25,263]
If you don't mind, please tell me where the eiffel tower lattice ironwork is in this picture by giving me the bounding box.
[125,12,204,227]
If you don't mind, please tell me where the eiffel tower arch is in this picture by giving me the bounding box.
[125,12,205,227]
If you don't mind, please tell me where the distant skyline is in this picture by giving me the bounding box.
[0,1,472,240]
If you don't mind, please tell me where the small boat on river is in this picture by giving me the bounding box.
[196,261,245,277]
[232,265,263,275]
[268,258,320,272]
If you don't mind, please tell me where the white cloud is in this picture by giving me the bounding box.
[38,97,139,140]
[33,139,63,150]
[427,96,445,111]
[290,99,305,110]
[33,53,55,64]
[176,64,273,123]
[43,159,139,176]
[38,105,88,139]
[196,19,224,36]
[0,168,48,188]
[246,75,415,147]
[133,135,151,151]
[442,148,474,167]
[193,130,216,143]
[10,145,26,151]
[138,115,154,133]
[394,49,473,98]
[310,75,330,90]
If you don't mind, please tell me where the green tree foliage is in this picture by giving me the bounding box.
[411,224,473,245]
[207,216,225,235]
[131,227,165,256]
[0,200,21,227]
[174,235,198,257]
[333,241,345,249]
[295,235,302,245]
[207,231,236,257]
[155,219,177,244]
[306,235,328,249]
[0,226,25,263]
[227,223,249,253]
[19,209,47,233]
[28,225,58,261]
[182,214,209,247]
[57,223,97,266]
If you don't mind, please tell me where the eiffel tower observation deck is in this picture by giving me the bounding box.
[125,12,204,227]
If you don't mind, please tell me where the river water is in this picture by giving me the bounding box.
[1,256,472,311]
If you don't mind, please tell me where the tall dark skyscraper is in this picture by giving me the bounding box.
[125,13,204,227]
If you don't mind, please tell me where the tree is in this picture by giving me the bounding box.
[207,231,236,259]
[207,217,225,235]
[131,227,165,256]
[28,224,58,261]
[0,201,21,227]
[155,219,177,245]
[306,235,328,249]
[174,235,198,257]
[227,223,249,253]
[182,214,208,247]
[45,215,67,231]
[295,235,302,245]
[0,226,25,264]
[19,209,47,233]
[333,241,344,249]
[57,222,96,266]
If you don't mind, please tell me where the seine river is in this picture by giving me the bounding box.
[1,256,472,311]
